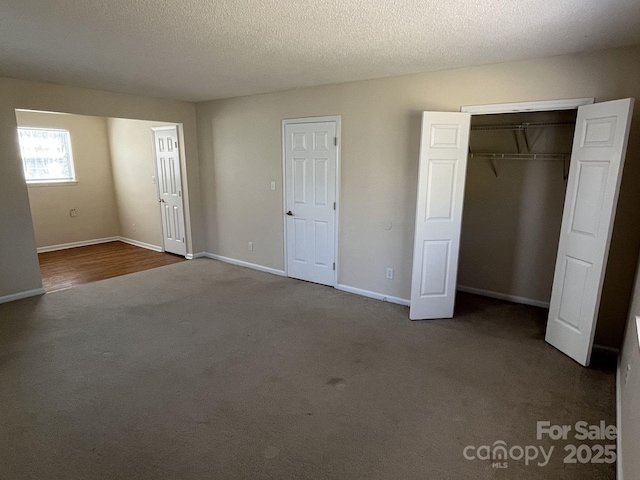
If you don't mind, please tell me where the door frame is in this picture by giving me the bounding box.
[281,115,341,286]
[460,98,594,115]
[152,125,187,256]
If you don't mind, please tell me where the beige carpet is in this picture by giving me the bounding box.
[0,259,615,479]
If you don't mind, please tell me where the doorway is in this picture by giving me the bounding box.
[458,108,577,308]
[14,109,191,292]
[282,116,340,287]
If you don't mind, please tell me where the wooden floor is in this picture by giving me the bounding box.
[38,241,186,293]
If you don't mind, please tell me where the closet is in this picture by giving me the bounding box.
[457,110,578,307]
[409,98,634,366]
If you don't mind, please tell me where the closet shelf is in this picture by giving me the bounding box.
[470,153,570,160]
[470,121,574,131]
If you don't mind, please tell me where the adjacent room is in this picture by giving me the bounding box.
[14,110,188,292]
[1,1,640,479]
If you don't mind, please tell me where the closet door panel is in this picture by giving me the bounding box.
[545,98,634,366]
[410,111,471,320]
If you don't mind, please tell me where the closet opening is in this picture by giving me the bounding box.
[457,109,578,310]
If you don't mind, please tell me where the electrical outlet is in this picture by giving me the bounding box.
[248,242,253,251]
[132,223,136,232]
[270,181,276,191]
[70,209,77,217]
[625,364,631,387]
[386,267,394,279]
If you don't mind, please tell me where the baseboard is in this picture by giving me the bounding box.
[203,253,286,276]
[593,343,621,355]
[616,356,623,480]
[118,237,163,253]
[0,288,45,304]
[186,252,207,260]
[457,285,550,308]
[201,253,409,306]
[36,237,119,253]
[335,284,410,307]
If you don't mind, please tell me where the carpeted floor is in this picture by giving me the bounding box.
[0,259,616,479]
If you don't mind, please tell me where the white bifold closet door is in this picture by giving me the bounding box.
[410,99,633,367]
[409,111,471,320]
[545,99,634,366]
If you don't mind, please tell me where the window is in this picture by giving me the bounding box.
[17,128,76,183]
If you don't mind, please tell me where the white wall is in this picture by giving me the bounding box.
[196,45,640,348]
[619,255,640,479]
[15,111,120,248]
[0,77,203,301]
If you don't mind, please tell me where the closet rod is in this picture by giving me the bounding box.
[471,153,571,179]
[471,121,574,131]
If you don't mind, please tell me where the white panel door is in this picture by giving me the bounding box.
[284,121,337,286]
[546,99,634,366]
[410,112,471,320]
[153,126,187,256]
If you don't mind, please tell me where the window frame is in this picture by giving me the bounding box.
[17,127,77,186]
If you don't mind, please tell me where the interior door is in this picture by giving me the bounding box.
[284,121,337,286]
[410,111,471,320]
[545,98,634,366]
[153,126,187,257]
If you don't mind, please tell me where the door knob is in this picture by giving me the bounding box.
[159,198,165,203]
[286,211,293,216]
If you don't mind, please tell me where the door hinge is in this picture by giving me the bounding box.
[334,137,338,146]
[182,237,185,243]
[175,142,178,148]
[179,191,182,197]
[333,202,336,210]
[333,262,335,270]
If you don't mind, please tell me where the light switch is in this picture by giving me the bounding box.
[270,181,276,191]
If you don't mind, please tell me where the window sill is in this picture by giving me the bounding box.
[27,181,78,188]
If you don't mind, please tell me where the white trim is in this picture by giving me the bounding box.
[0,288,45,304]
[203,253,286,276]
[592,343,620,355]
[460,98,594,115]
[27,181,78,188]
[636,316,640,351]
[281,115,343,124]
[151,126,178,132]
[616,356,623,480]
[37,237,165,254]
[282,115,341,287]
[36,237,119,253]
[118,237,163,253]
[200,253,409,307]
[457,285,550,308]
[335,284,410,307]
[186,252,207,260]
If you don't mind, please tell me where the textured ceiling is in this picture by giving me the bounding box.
[1,0,639,102]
